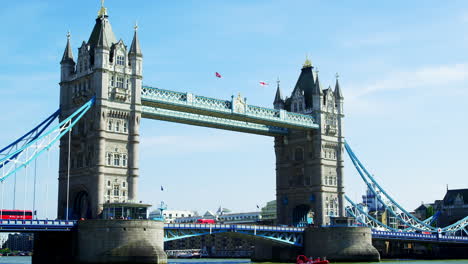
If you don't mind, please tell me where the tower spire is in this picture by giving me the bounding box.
[334,73,343,99]
[129,21,142,57]
[273,77,284,109]
[98,0,108,18]
[313,69,322,95]
[302,54,313,69]
[61,31,74,64]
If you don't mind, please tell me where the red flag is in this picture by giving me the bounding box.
[215,72,222,78]
[259,81,268,86]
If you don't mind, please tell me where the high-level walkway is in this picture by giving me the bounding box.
[141,86,318,136]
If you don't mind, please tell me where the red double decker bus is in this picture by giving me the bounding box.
[0,210,33,220]
[196,219,215,224]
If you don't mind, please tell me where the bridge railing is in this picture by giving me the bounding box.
[0,220,77,226]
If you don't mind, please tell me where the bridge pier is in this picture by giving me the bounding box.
[33,220,167,264]
[304,227,380,262]
[251,238,302,262]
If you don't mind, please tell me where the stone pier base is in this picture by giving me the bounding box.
[33,220,167,264]
[304,227,380,262]
[251,238,302,262]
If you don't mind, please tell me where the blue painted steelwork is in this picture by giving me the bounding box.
[372,230,468,244]
[163,223,304,246]
[345,141,468,236]
[141,86,318,132]
[0,109,60,169]
[0,219,76,232]
[0,97,95,182]
[142,106,288,136]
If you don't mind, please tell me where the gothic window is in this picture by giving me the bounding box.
[123,121,128,133]
[115,121,120,132]
[126,79,130,89]
[110,76,115,87]
[122,182,126,188]
[123,191,126,196]
[107,180,111,186]
[122,154,127,167]
[294,147,304,161]
[117,56,125,66]
[114,154,120,166]
[113,185,119,196]
[116,76,124,88]
[107,153,112,166]
[107,190,111,196]
[108,120,113,131]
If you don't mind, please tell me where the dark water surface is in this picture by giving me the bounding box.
[0,257,467,264]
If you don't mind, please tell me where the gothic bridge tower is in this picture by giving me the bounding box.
[273,58,345,226]
[58,4,143,219]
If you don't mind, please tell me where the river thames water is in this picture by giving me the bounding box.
[0,257,467,264]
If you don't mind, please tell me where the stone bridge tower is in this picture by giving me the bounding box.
[58,4,143,219]
[274,58,345,226]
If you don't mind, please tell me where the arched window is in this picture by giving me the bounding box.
[294,147,304,161]
[115,121,120,132]
[123,121,128,133]
[108,120,113,131]
[113,185,119,196]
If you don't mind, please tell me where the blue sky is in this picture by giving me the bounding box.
[1,1,468,218]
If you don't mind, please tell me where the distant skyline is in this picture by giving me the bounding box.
[1,1,468,218]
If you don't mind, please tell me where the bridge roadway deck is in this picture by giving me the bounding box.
[141,86,318,136]
[1,220,467,245]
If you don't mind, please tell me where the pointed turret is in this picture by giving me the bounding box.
[87,2,117,50]
[96,21,109,49]
[334,73,343,99]
[273,79,284,110]
[288,57,315,109]
[61,32,75,64]
[313,71,323,95]
[129,24,142,57]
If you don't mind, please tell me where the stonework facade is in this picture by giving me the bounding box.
[58,5,142,219]
[273,60,345,226]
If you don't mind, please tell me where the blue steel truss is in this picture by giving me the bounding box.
[0,220,76,232]
[345,141,468,236]
[0,109,59,169]
[141,86,318,134]
[0,98,95,182]
[164,224,304,246]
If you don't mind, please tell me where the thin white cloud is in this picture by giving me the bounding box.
[348,63,468,99]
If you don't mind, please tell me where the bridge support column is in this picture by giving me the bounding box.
[76,220,167,264]
[304,227,379,262]
[251,238,302,262]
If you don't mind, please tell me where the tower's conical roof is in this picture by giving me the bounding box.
[88,8,117,50]
[334,74,343,99]
[61,32,75,64]
[273,80,283,105]
[129,25,142,57]
[291,61,315,108]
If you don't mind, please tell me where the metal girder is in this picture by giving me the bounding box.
[141,86,318,131]
[142,106,288,136]
[163,224,303,246]
[0,98,95,182]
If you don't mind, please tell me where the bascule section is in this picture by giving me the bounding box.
[273,58,345,227]
[58,3,143,219]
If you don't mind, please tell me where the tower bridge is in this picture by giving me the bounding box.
[1,2,468,264]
